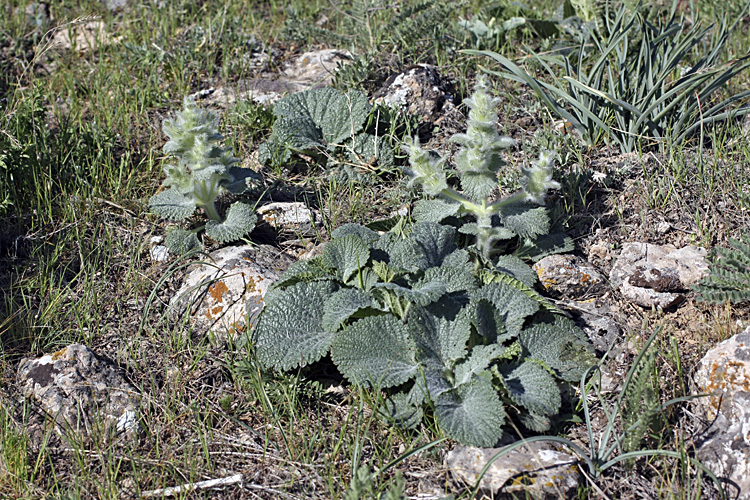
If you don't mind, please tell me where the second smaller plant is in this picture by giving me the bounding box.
[149,97,261,253]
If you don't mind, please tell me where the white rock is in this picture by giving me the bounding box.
[169,245,294,338]
[17,344,141,441]
[446,442,580,499]
[610,242,708,308]
[256,202,321,237]
[693,327,750,499]
[149,245,170,262]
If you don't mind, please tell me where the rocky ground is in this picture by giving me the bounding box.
[2,1,750,499]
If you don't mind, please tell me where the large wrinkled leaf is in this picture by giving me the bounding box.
[518,410,552,432]
[520,316,596,382]
[409,299,471,369]
[377,385,425,429]
[453,344,509,386]
[322,234,371,283]
[253,281,339,371]
[516,232,575,262]
[416,265,477,294]
[331,315,419,388]
[205,202,257,242]
[331,223,380,244]
[470,282,540,339]
[374,232,423,273]
[271,115,325,150]
[502,361,561,416]
[413,198,461,223]
[164,228,200,255]
[499,205,550,240]
[409,222,457,269]
[149,188,197,221]
[493,254,538,287]
[435,377,506,447]
[322,288,375,332]
[345,133,395,170]
[270,257,336,290]
[273,87,370,146]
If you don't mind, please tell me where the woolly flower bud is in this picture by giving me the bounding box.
[402,136,448,197]
[521,151,561,204]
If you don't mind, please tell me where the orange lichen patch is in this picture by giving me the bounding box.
[580,273,591,283]
[228,322,246,336]
[245,275,259,293]
[52,348,68,361]
[206,304,225,319]
[208,281,230,303]
[701,356,750,416]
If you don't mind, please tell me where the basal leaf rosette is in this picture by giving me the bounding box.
[249,221,595,446]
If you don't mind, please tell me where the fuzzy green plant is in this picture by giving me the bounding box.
[402,75,570,265]
[248,220,595,447]
[149,97,261,253]
[694,233,750,304]
[257,87,395,182]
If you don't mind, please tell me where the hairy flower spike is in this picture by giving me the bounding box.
[149,97,257,250]
[401,75,565,261]
[521,151,561,204]
[451,75,515,201]
[402,136,448,197]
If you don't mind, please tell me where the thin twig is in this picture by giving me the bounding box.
[140,473,243,498]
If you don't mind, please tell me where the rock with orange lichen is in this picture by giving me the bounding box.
[169,244,294,338]
[446,441,580,499]
[693,326,750,499]
[533,254,606,299]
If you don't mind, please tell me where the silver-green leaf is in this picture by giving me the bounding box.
[502,361,561,416]
[435,377,506,447]
[149,188,197,221]
[253,280,339,371]
[331,315,419,388]
[205,201,257,242]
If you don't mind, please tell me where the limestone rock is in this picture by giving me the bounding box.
[205,49,351,107]
[693,327,750,500]
[17,344,140,441]
[610,242,708,308]
[533,254,606,298]
[559,297,621,355]
[169,245,294,337]
[373,65,453,123]
[447,443,580,499]
[256,202,322,238]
